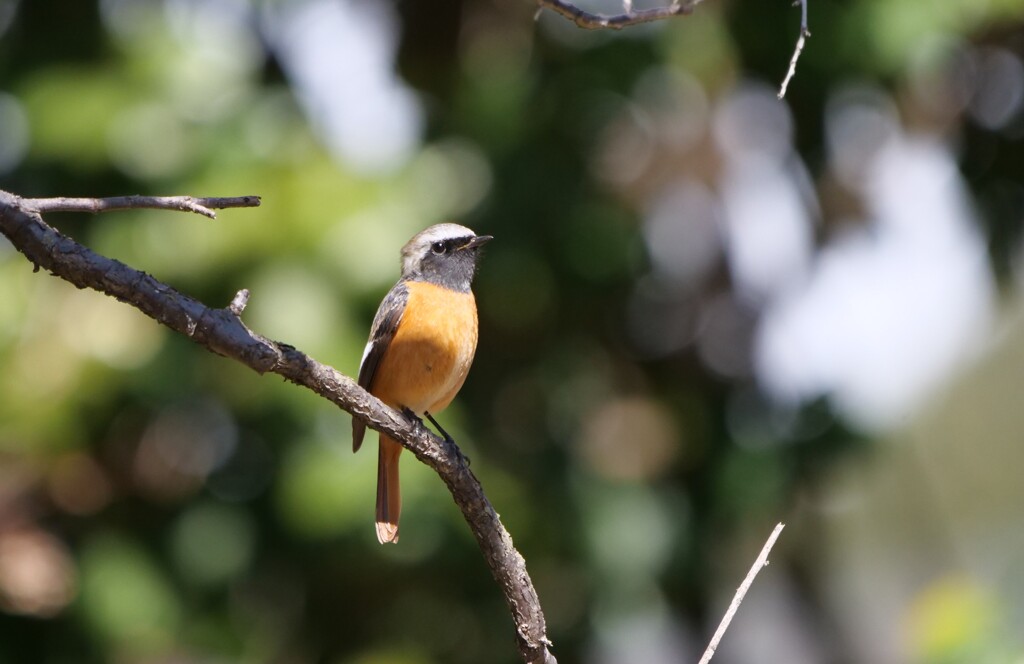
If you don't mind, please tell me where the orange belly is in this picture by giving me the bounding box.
[370,281,479,415]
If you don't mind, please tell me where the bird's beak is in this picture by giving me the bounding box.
[461,235,493,250]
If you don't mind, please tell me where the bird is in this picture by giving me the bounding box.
[352,223,492,544]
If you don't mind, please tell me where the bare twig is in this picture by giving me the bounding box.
[539,0,810,97]
[698,522,785,664]
[540,0,811,97]
[21,194,261,219]
[777,0,810,99]
[228,289,251,316]
[535,0,702,29]
[0,190,556,664]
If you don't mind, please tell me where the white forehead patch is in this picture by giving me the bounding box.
[400,223,477,275]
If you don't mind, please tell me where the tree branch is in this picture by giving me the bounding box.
[538,0,810,98]
[0,190,556,664]
[777,0,810,99]
[20,194,262,219]
[535,0,702,29]
[698,522,785,664]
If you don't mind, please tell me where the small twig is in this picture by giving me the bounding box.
[21,194,261,220]
[535,0,702,29]
[228,289,251,316]
[777,0,810,99]
[698,522,785,664]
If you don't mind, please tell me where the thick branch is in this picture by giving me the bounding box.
[535,0,701,29]
[20,194,261,219]
[0,190,555,664]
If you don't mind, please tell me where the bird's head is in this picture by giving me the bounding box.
[400,223,492,292]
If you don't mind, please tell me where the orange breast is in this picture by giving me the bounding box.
[370,281,479,415]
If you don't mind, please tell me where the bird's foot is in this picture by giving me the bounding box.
[401,407,427,432]
[424,411,471,466]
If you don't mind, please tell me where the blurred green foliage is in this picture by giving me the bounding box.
[2,0,1024,663]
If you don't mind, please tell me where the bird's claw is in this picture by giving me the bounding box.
[401,407,427,432]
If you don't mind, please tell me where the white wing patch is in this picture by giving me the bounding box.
[359,339,375,373]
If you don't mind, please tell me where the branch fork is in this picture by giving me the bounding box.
[20,194,261,219]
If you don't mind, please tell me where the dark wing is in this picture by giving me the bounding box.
[353,280,409,452]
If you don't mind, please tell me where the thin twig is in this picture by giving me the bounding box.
[21,194,261,220]
[535,0,702,29]
[777,0,810,99]
[698,522,785,664]
[0,189,555,664]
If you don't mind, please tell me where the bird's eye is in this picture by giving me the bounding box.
[431,241,446,255]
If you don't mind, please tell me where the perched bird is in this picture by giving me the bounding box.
[352,223,492,543]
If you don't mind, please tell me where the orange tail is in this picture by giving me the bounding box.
[375,435,402,544]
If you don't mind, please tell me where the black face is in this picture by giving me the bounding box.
[413,235,487,293]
